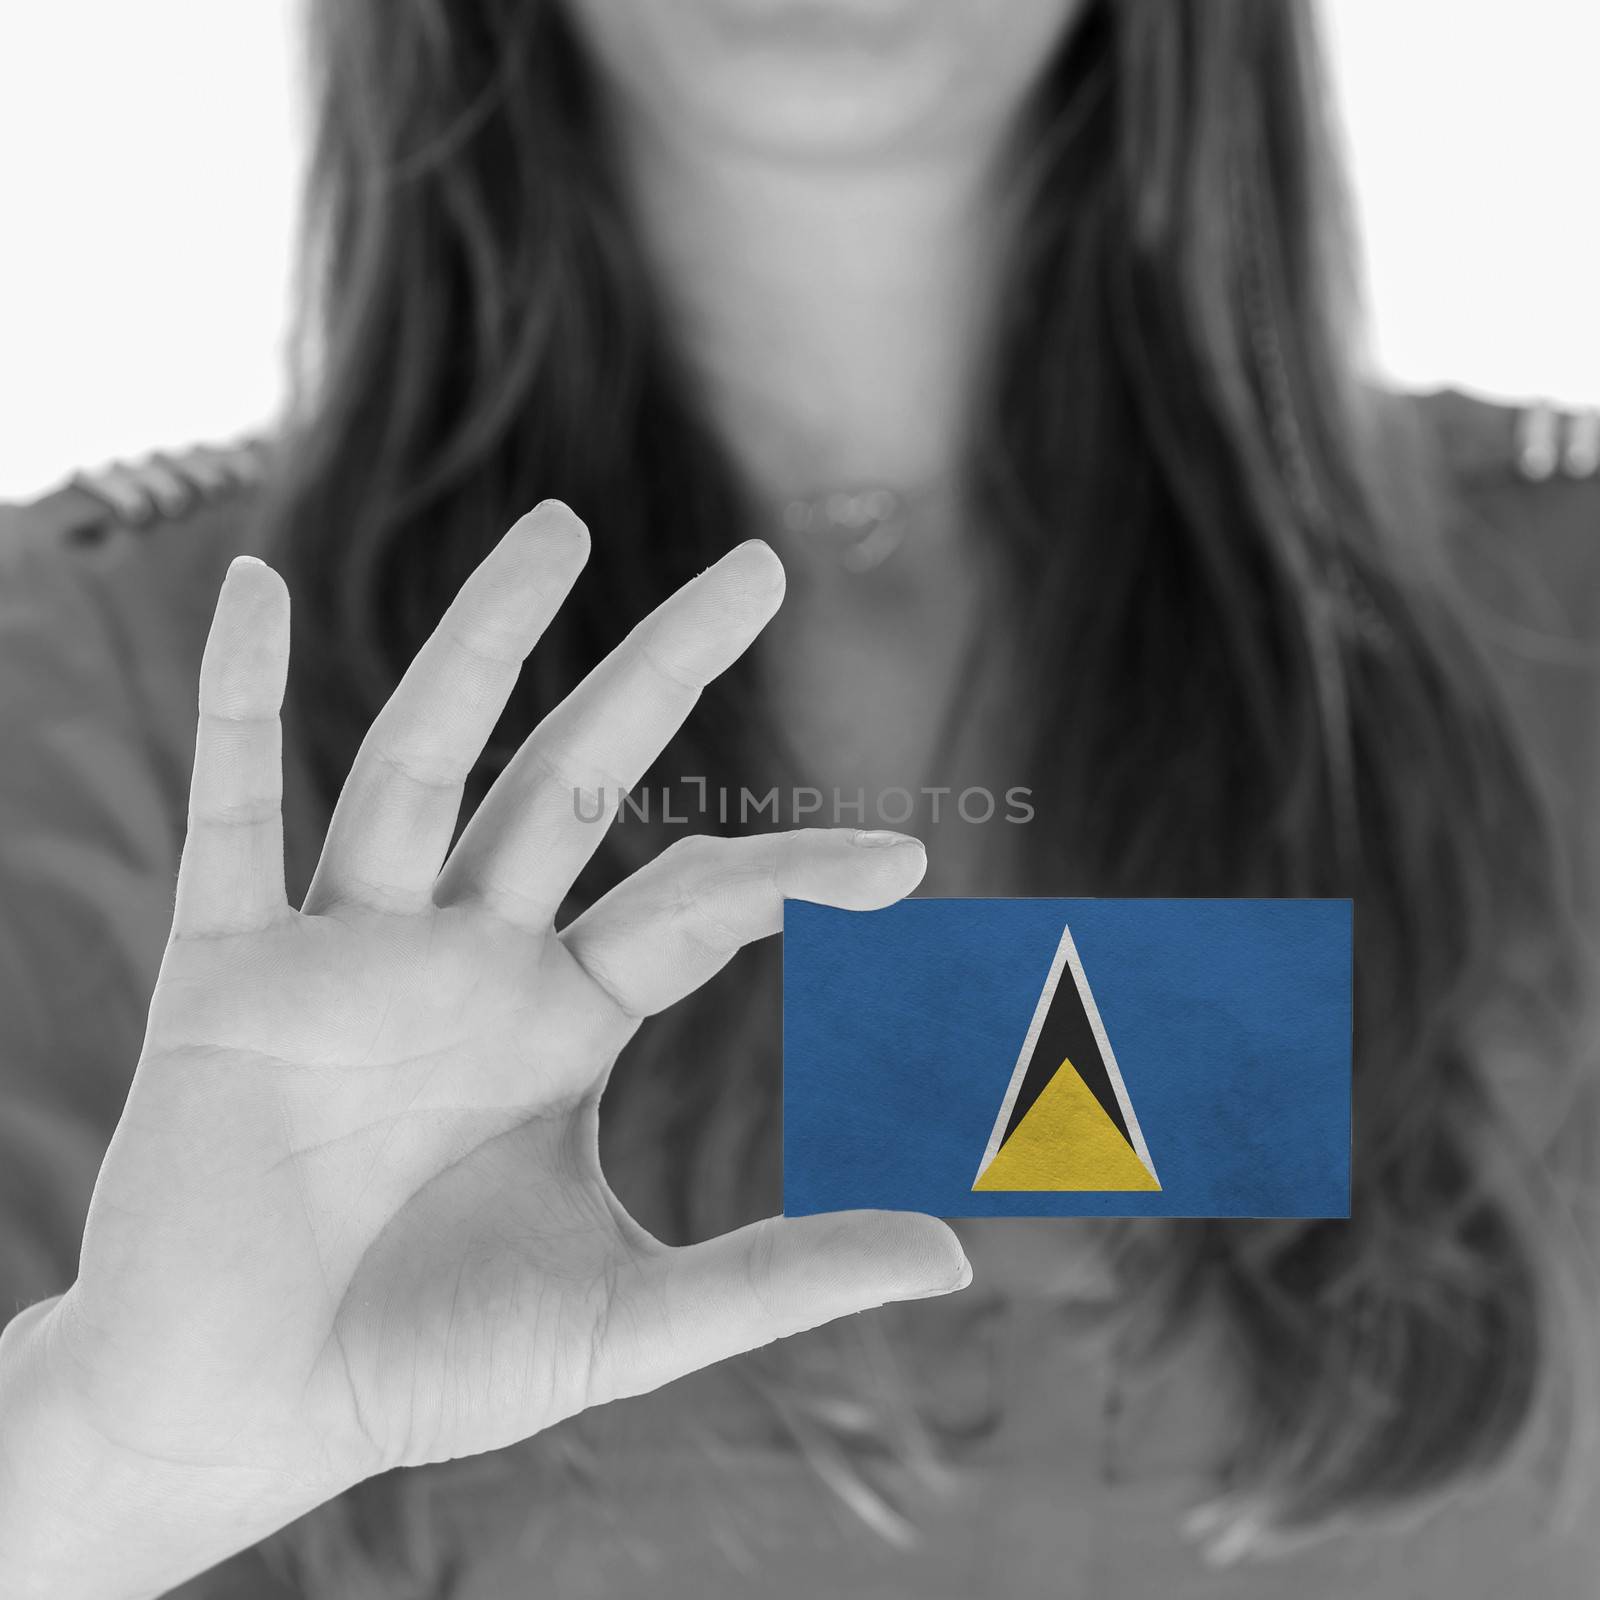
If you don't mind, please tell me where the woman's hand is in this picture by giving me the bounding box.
[0,503,966,1598]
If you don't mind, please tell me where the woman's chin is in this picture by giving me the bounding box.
[561,0,1083,164]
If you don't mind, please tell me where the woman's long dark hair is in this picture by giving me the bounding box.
[260,0,1594,1584]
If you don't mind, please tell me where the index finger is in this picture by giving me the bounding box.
[301,502,590,916]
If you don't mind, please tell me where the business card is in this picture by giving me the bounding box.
[782,898,1352,1219]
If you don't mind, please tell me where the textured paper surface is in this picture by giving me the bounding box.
[782,898,1352,1219]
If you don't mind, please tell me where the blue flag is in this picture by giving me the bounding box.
[782,898,1352,1219]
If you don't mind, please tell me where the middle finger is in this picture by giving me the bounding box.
[434,540,785,925]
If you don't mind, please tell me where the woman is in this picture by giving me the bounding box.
[1,0,1596,1594]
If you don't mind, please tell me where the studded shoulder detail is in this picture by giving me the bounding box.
[1508,400,1600,483]
[1412,386,1600,490]
[0,436,271,554]
[63,437,270,529]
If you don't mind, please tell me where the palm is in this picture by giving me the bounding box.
[59,507,964,1511]
[114,910,634,1475]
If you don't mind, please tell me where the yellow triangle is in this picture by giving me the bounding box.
[973,1058,1160,1191]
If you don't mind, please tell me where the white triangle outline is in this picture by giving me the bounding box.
[971,922,1160,1189]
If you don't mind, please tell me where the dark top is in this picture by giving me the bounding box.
[0,392,1597,1598]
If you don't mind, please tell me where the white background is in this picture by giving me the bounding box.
[0,1,1595,500]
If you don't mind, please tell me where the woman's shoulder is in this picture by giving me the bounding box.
[0,435,330,912]
[1405,385,1600,926]
[0,438,271,733]
[0,436,269,591]
[1405,383,1600,624]
[1410,383,1600,492]
[0,436,278,914]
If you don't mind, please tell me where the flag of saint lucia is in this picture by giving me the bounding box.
[783,898,1351,1219]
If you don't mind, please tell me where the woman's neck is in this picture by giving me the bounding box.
[610,118,1009,508]
[601,102,1027,885]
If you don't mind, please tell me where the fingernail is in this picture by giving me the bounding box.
[899,1254,973,1300]
[222,554,269,592]
[720,538,776,565]
[851,830,923,850]
[707,540,785,601]
[522,501,588,543]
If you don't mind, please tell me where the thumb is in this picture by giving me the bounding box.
[591,1211,971,1406]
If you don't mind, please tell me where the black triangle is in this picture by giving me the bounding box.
[1001,943,1133,1151]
